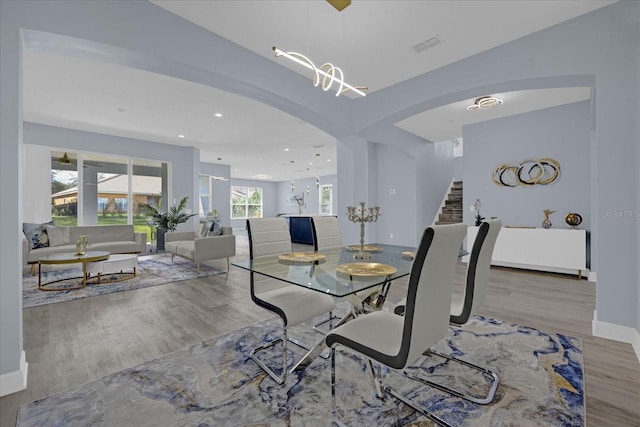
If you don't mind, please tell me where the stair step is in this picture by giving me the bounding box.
[437,180,463,225]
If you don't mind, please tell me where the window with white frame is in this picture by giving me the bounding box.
[231,186,263,219]
[319,184,333,215]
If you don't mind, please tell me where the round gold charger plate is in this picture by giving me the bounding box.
[336,262,397,277]
[278,252,326,262]
[345,245,383,252]
[401,251,415,259]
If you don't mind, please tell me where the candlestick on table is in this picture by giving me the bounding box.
[346,202,381,259]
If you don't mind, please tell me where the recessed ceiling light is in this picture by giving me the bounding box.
[254,174,270,180]
[326,159,332,162]
[217,157,222,161]
[467,96,503,111]
[284,148,290,152]
[308,162,313,165]
[313,144,325,149]
[214,113,223,118]
[178,134,185,138]
[412,36,440,53]
[116,107,126,113]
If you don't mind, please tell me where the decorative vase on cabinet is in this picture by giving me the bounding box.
[565,213,583,228]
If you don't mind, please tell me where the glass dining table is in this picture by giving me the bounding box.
[231,243,417,372]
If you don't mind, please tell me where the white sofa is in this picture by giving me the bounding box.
[23,224,146,272]
[165,227,235,273]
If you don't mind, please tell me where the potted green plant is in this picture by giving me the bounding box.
[138,196,197,250]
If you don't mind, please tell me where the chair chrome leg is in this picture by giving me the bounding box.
[381,384,453,427]
[250,326,317,384]
[404,349,499,405]
[366,359,383,398]
[250,336,286,384]
[312,311,339,335]
[330,347,349,427]
[331,349,450,427]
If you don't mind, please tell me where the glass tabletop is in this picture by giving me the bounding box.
[232,243,416,297]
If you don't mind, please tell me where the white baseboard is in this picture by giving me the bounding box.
[592,312,640,363]
[0,351,28,397]
[587,271,597,282]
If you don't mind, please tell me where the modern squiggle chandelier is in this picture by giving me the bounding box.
[273,46,367,97]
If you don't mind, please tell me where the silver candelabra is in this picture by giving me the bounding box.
[347,202,381,259]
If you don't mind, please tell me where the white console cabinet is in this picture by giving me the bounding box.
[464,226,587,279]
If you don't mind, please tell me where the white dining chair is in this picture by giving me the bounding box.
[326,223,467,427]
[246,217,336,384]
[394,218,502,404]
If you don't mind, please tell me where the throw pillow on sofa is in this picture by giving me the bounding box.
[23,221,55,250]
[45,225,71,247]
[208,219,222,236]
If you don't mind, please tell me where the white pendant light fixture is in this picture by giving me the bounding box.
[273,47,367,97]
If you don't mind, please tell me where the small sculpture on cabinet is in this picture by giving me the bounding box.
[565,212,582,228]
[542,209,556,229]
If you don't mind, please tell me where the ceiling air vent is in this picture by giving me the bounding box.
[412,36,440,53]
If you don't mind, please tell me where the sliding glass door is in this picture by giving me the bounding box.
[51,150,79,226]
[50,150,166,243]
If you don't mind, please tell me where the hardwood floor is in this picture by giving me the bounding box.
[1,235,639,426]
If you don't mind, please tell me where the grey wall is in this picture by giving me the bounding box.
[462,101,591,231]
[453,157,464,181]
[374,143,417,246]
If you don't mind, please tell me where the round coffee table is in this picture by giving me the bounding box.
[38,251,110,291]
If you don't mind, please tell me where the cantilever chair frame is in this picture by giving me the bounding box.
[326,224,467,427]
[246,218,335,384]
[396,219,502,405]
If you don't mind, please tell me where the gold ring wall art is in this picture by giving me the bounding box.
[493,158,560,187]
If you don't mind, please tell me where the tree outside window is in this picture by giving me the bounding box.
[231,186,263,219]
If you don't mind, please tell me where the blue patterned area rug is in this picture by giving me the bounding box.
[17,312,584,426]
[23,255,225,308]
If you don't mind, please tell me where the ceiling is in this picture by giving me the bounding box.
[22,0,612,181]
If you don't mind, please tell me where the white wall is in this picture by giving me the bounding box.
[22,145,52,223]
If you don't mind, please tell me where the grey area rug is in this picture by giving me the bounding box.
[17,308,584,426]
[23,254,225,308]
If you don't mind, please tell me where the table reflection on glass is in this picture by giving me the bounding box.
[232,243,416,298]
